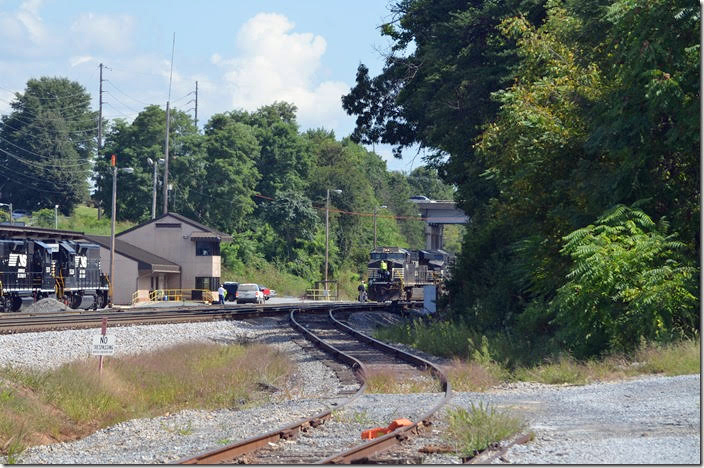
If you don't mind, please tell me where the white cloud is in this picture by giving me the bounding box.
[0,0,48,54]
[69,55,94,67]
[213,12,349,132]
[70,13,135,53]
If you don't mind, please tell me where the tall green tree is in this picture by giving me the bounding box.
[93,105,199,221]
[0,77,96,214]
[184,113,261,233]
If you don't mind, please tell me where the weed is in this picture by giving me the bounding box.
[333,410,375,426]
[160,421,193,436]
[217,438,232,446]
[444,403,525,457]
[0,342,293,456]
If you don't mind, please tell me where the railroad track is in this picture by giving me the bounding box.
[179,306,451,464]
[0,301,397,334]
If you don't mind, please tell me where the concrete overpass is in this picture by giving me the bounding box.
[410,199,468,250]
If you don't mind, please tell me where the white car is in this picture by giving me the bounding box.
[235,283,264,304]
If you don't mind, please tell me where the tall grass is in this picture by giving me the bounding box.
[444,403,525,457]
[374,319,700,386]
[364,368,442,394]
[0,342,293,456]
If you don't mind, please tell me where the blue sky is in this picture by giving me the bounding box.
[0,0,426,172]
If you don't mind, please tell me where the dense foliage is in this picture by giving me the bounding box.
[343,0,699,357]
[0,78,96,214]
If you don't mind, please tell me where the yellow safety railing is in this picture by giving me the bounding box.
[131,289,214,305]
[304,288,339,301]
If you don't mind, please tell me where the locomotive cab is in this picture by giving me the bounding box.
[32,241,59,294]
[0,240,31,311]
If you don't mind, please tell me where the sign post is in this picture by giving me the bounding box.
[91,317,115,375]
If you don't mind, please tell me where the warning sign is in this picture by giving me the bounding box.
[91,335,116,356]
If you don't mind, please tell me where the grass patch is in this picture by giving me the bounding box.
[634,339,701,376]
[373,319,700,387]
[54,205,135,235]
[444,359,504,392]
[444,403,525,457]
[364,368,442,394]
[0,342,293,457]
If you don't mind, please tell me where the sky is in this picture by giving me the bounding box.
[0,0,427,173]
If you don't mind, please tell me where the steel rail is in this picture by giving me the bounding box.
[177,307,370,464]
[178,304,451,464]
[0,301,396,334]
[317,306,452,464]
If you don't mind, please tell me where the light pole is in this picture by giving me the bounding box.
[109,154,134,306]
[373,205,387,250]
[54,205,58,229]
[147,157,164,219]
[325,188,342,297]
[0,202,12,225]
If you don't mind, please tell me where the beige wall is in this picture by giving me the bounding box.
[97,247,139,305]
[117,214,221,291]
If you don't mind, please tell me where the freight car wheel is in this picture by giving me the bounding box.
[97,292,108,309]
[0,297,7,312]
[69,293,83,309]
[10,296,22,312]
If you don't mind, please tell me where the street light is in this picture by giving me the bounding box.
[373,205,387,250]
[54,205,59,229]
[109,154,134,306]
[0,202,12,225]
[325,188,342,298]
[147,157,164,219]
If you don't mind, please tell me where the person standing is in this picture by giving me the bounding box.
[380,260,388,280]
[218,284,226,305]
[358,281,367,302]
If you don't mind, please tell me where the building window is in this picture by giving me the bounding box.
[195,276,220,291]
[195,240,219,256]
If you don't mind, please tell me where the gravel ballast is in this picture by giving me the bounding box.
[0,314,700,464]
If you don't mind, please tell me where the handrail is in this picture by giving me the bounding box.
[131,289,213,305]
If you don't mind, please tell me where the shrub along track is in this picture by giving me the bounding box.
[178,306,452,464]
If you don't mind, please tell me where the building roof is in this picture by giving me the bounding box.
[83,235,180,273]
[0,224,87,240]
[115,212,232,242]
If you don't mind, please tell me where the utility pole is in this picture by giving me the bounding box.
[98,63,106,220]
[98,63,104,151]
[194,81,198,129]
[163,101,171,215]
[163,33,175,215]
[373,205,387,250]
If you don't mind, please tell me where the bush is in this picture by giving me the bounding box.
[550,205,699,358]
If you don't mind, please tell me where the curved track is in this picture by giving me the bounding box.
[179,306,451,464]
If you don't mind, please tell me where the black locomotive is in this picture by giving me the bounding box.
[366,247,450,302]
[0,238,109,312]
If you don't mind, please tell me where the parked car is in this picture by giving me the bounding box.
[257,284,271,300]
[11,210,28,220]
[223,282,238,302]
[235,283,264,304]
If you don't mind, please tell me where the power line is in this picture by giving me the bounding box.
[0,83,93,101]
[0,156,81,194]
[0,120,98,144]
[0,143,94,169]
[104,80,152,107]
[104,91,145,115]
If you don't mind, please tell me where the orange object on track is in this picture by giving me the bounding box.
[387,418,413,431]
[361,427,390,440]
[361,418,414,440]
